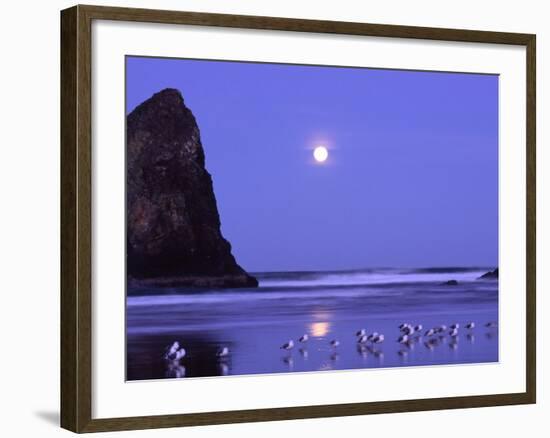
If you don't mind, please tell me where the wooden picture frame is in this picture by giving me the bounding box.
[61,4,536,433]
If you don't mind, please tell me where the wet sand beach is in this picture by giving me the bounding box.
[126,268,498,380]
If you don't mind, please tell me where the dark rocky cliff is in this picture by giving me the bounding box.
[126,88,258,288]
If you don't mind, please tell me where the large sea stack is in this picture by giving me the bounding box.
[126,88,258,289]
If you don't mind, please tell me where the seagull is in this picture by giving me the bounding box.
[330,340,340,348]
[280,340,294,350]
[372,334,385,344]
[164,341,186,361]
[414,324,423,333]
[216,346,229,358]
[449,328,459,337]
[164,341,180,360]
[436,325,447,333]
[465,322,475,329]
[450,323,460,330]
[299,334,309,343]
[367,332,379,342]
[425,328,436,337]
[173,348,186,361]
[397,334,409,344]
[398,323,410,330]
[356,328,367,337]
[485,322,498,328]
[357,334,369,344]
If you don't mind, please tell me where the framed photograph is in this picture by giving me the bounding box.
[60,4,536,433]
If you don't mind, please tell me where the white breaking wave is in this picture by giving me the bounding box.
[258,270,488,288]
[127,269,493,307]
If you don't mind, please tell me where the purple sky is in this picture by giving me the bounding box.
[126,56,498,272]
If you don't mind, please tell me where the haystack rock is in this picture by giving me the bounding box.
[126,88,258,289]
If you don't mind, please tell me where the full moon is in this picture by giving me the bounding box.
[313,146,329,163]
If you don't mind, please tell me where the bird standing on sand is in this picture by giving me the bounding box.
[357,334,368,344]
[280,340,294,350]
[372,334,385,344]
[299,334,309,343]
[173,348,186,360]
[425,328,436,337]
[367,332,379,342]
[164,341,186,361]
[449,328,459,337]
[465,322,475,330]
[436,325,447,333]
[356,328,367,337]
[164,341,180,360]
[414,324,423,333]
[330,340,340,348]
[485,322,498,328]
[450,323,460,330]
[216,346,229,358]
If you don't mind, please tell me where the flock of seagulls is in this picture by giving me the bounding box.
[279,327,389,352]
[163,341,230,364]
[277,320,498,355]
[161,320,498,375]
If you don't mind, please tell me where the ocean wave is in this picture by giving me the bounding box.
[126,267,497,308]
[126,287,401,307]
[254,268,491,288]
